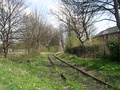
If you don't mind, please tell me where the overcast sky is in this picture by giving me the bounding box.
[26,0,59,28]
[26,0,116,33]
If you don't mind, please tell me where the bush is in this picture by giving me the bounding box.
[65,45,100,58]
[100,52,109,59]
[107,40,119,61]
[65,46,84,57]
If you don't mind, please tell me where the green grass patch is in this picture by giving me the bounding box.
[51,65,83,90]
[58,53,120,88]
[0,53,84,90]
[0,55,64,90]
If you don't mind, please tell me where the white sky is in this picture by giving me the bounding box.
[26,0,116,34]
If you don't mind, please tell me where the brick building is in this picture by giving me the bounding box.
[96,26,120,54]
[97,26,120,41]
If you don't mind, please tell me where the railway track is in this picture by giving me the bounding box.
[48,54,120,90]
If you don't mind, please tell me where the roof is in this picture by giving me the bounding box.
[97,26,119,36]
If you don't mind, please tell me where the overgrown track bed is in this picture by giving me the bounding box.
[48,54,120,90]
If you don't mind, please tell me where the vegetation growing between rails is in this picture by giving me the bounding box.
[58,53,120,88]
[0,53,84,90]
[52,66,83,89]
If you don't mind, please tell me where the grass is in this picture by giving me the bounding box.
[0,55,63,90]
[58,53,120,88]
[0,53,84,90]
[51,66,83,90]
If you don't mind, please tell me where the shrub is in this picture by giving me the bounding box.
[65,46,84,57]
[65,45,100,58]
[107,40,119,61]
[100,52,109,59]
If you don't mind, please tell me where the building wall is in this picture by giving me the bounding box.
[96,32,120,54]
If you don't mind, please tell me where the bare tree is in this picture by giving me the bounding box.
[0,0,26,58]
[42,25,60,51]
[49,31,60,46]
[51,1,96,46]
[21,10,47,52]
[72,0,120,30]
[113,0,120,29]
[59,24,66,51]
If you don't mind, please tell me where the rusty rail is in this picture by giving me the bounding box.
[52,54,120,90]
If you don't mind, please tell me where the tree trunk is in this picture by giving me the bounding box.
[48,46,50,51]
[27,47,30,53]
[81,43,86,58]
[61,43,65,51]
[114,0,120,62]
[3,47,9,58]
[114,0,120,30]
[69,37,72,47]
[118,35,120,62]
[68,19,72,47]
